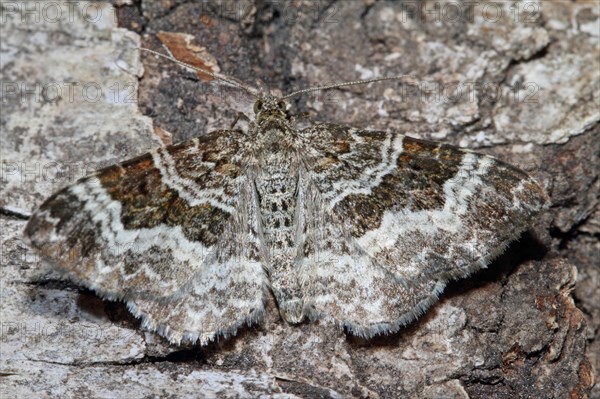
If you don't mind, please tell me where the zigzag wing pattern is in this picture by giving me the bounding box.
[298,123,547,336]
[25,130,268,344]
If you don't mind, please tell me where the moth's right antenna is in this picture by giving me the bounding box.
[138,47,260,99]
[282,75,419,100]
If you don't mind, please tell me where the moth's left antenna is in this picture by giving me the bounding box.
[138,47,260,99]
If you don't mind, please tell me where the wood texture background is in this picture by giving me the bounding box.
[1,1,598,397]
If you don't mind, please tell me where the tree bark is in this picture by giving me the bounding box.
[1,1,597,398]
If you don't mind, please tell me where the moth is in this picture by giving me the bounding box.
[25,49,548,345]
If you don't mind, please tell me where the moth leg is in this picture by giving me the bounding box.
[230,111,251,130]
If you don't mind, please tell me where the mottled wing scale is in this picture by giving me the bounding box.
[25,96,548,345]
[126,181,267,344]
[298,123,547,337]
[294,178,435,336]
[25,130,268,344]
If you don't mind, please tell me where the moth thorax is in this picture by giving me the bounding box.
[257,128,295,155]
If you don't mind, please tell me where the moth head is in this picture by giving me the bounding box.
[254,96,288,124]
